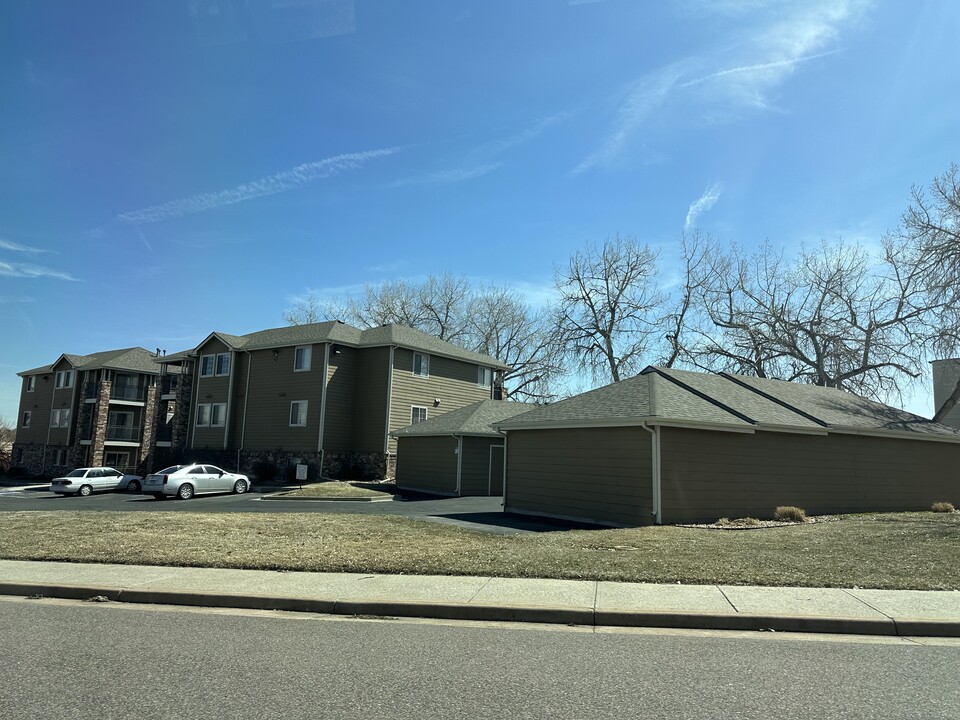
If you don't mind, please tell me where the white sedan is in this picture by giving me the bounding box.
[50,467,143,496]
[143,464,250,500]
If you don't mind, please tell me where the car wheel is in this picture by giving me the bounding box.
[177,484,195,500]
[233,479,248,495]
[127,480,141,493]
[78,485,93,497]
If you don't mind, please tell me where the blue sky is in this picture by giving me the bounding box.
[2,0,958,422]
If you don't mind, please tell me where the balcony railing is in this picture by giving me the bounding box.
[160,376,179,395]
[84,382,98,400]
[105,425,141,442]
[111,384,147,402]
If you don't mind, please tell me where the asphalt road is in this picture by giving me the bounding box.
[0,485,587,534]
[2,596,957,720]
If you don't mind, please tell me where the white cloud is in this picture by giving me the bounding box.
[577,0,870,171]
[0,239,49,254]
[389,162,501,187]
[94,147,400,233]
[684,184,724,231]
[0,262,79,281]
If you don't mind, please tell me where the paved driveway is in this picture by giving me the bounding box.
[0,484,595,535]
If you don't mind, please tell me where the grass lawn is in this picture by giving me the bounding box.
[0,510,957,590]
[274,482,395,499]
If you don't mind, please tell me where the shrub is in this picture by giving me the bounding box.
[740,517,762,527]
[251,461,278,483]
[931,501,956,513]
[716,517,731,526]
[774,505,808,523]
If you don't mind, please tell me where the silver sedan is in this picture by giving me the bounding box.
[143,464,250,500]
[50,467,142,496]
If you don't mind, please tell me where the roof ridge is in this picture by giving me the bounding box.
[647,367,758,425]
[718,372,830,428]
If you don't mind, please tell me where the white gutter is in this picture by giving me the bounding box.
[317,343,331,471]
[223,350,236,450]
[640,423,662,524]
[383,345,396,456]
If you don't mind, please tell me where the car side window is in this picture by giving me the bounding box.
[89,469,102,478]
[202,465,220,475]
[107,469,121,477]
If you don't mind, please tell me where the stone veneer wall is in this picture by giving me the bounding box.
[137,383,159,475]
[90,380,111,467]
[9,443,77,478]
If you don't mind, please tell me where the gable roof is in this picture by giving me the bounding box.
[497,366,960,441]
[392,400,535,438]
[169,321,509,369]
[19,348,160,377]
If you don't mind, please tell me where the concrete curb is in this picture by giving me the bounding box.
[3,581,957,637]
[259,494,395,503]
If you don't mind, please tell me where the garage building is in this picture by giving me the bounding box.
[495,366,960,526]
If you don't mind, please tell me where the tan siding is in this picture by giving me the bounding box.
[490,445,505,495]
[388,349,490,454]
[395,436,458,494]
[240,346,325,451]
[355,347,390,452]
[227,352,250,448]
[460,436,501,495]
[324,345,357,453]
[505,427,653,526]
[660,428,960,523]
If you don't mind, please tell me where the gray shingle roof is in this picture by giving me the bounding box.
[498,366,960,440]
[169,321,508,369]
[392,400,535,437]
[19,348,161,377]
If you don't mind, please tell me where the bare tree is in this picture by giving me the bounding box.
[686,237,938,403]
[554,235,664,383]
[0,416,15,472]
[283,275,563,401]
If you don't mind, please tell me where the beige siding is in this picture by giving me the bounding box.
[460,436,501,496]
[395,436,459,494]
[240,345,325,451]
[191,338,232,449]
[323,345,357,452]
[505,427,654,526]
[489,445,505,495]
[354,346,390,452]
[660,428,960,523]
[227,352,250,448]
[388,349,490,454]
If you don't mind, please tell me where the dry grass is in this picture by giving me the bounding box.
[1,510,958,589]
[774,506,808,523]
[276,482,394,499]
[931,501,955,513]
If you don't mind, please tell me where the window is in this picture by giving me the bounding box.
[210,402,226,427]
[294,345,312,372]
[55,369,74,388]
[411,406,427,424]
[50,409,71,428]
[200,355,215,377]
[26,376,35,392]
[289,400,308,427]
[215,353,230,376]
[22,411,31,428]
[196,404,210,426]
[478,366,493,388]
[413,353,429,377]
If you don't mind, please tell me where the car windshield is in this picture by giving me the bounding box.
[65,469,87,478]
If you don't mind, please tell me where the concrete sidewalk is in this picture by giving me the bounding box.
[1,559,958,637]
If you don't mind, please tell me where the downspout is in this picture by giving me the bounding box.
[454,435,463,496]
[317,343,330,474]
[223,350,236,451]
[239,349,252,472]
[641,423,662,524]
[383,345,396,457]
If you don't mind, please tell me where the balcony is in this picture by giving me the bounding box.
[111,384,148,402]
[105,425,141,442]
[160,376,179,396]
[155,425,173,442]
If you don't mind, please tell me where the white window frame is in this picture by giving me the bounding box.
[478,366,493,388]
[200,355,215,377]
[22,411,31,428]
[210,402,227,427]
[26,376,35,392]
[411,406,428,424]
[196,404,211,427]
[289,400,308,427]
[50,409,71,428]
[413,353,430,378]
[294,345,312,372]
[215,353,230,376]
[55,369,74,389]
